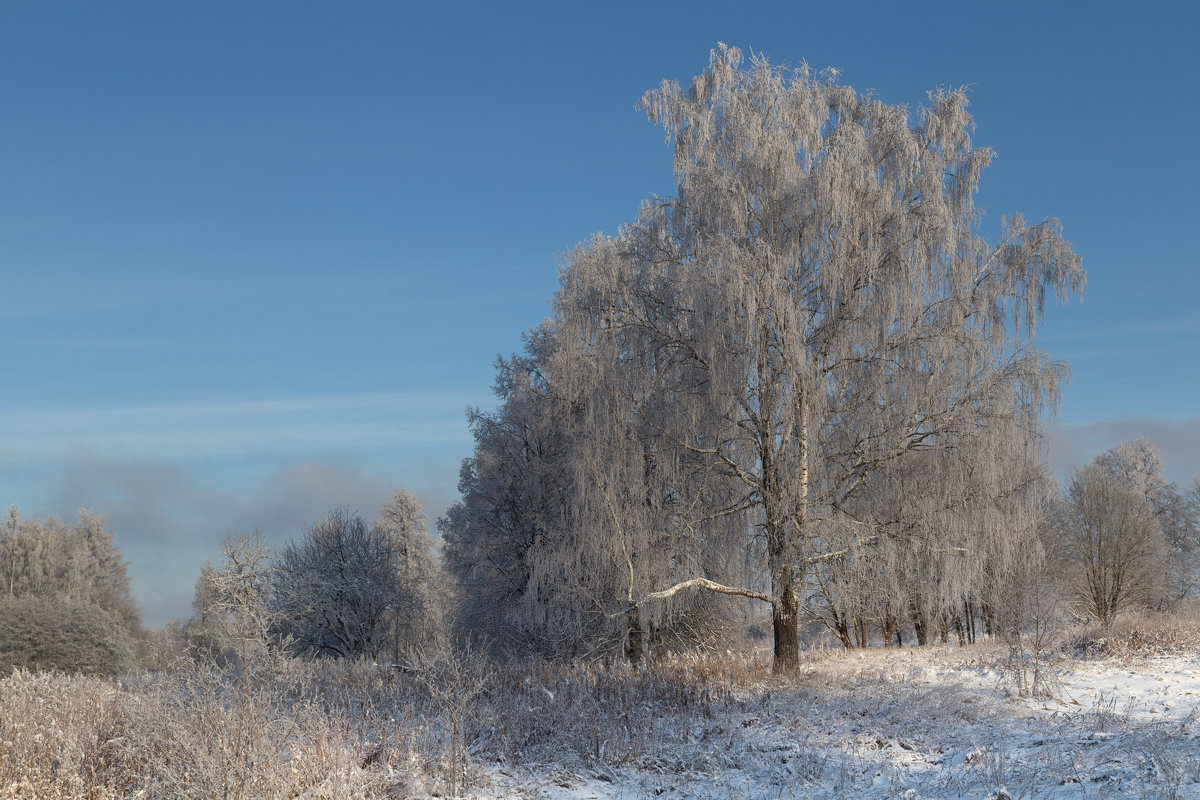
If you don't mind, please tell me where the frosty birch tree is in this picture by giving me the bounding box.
[443,325,746,661]
[441,326,685,660]
[549,320,752,662]
[373,490,444,659]
[1185,477,1200,596]
[0,508,141,673]
[555,45,1083,670]
[441,327,592,656]
[1095,439,1200,601]
[0,508,139,628]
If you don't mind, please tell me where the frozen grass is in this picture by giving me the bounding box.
[0,663,422,799]
[1067,607,1200,661]
[2,638,1199,798]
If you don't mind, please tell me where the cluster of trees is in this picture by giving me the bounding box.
[799,438,1200,649]
[189,490,444,666]
[0,506,142,674]
[442,45,1085,671]
[0,490,443,674]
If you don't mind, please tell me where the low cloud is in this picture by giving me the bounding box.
[1047,417,1200,484]
[36,452,463,628]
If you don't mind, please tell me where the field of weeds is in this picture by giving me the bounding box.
[3,615,1200,799]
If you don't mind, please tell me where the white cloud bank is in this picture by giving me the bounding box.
[1047,416,1200,483]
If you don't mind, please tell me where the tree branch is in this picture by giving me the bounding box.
[639,577,773,606]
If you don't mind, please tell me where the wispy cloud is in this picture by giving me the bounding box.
[0,389,492,462]
[2,334,236,353]
[1048,345,1179,361]
[1040,318,1200,343]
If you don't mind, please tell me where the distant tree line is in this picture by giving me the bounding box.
[0,490,444,675]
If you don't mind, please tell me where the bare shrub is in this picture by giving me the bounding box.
[990,549,1065,699]
[408,644,489,797]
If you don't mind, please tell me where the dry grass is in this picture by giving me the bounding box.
[1066,604,1200,660]
[3,627,1198,799]
[0,649,783,799]
[0,671,130,800]
[0,663,427,800]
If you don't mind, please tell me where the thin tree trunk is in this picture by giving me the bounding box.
[910,599,928,647]
[625,606,645,664]
[881,606,899,649]
[835,616,853,649]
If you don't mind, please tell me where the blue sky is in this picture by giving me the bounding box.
[2,1,1197,627]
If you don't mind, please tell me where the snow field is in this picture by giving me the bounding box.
[1,644,1197,799]
[480,647,1200,799]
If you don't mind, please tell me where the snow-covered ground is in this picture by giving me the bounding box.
[475,647,1200,799]
[5,641,1196,798]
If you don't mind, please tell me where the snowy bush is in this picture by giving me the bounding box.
[0,596,134,675]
